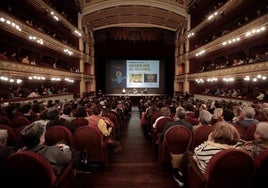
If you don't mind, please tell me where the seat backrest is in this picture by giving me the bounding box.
[185,116,199,125]
[205,149,254,188]
[45,125,75,148]
[233,124,246,140]
[2,151,57,188]
[159,125,192,165]
[252,149,268,188]
[155,117,173,134]
[0,124,18,146]
[191,125,214,151]
[245,124,257,141]
[12,116,31,128]
[164,125,192,154]
[70,117,88,130]
[0,116,12,126]
[73,126,107,163]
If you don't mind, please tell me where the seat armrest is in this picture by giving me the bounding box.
[54,159,76,188]
[187,157,206,188]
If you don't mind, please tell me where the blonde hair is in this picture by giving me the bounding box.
[212,108,223,119]
[211,121,240,145]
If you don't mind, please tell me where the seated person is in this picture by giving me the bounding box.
[236,106,259,129]
[46,107,75,133]
[88,104,121,154]
[173,121,240,186]
[158,107,192,142]
[19,122,73,176]
[0,129,16,168]
[240,122,268,159]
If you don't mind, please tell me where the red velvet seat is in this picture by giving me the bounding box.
[11,116,31,129]
[190,125,214,151]
[0,116,12,126]
[245,124,257,141]
[233,124,246,140]
[158,125,192,167]
[73,126,108,165]
[252,149,268,188]
[2,151,75,188]
[70,117,88,130]
[45,125,75,148]
[187,148,254,188]
[152,117,172,147]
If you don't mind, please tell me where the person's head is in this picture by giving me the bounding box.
[242,106,256,119]
[76,106,88,117]
[254,122,268,141]
[47,107,59,120]
[198,110,212,125]
[20,122,46,149]
[210,121,240,145]
[222,108,235,122]
[0,129,8,147]
[262,108,268,120]
[176,107,186,120]
[160,107,171,117]
[63,104,72,115]
[212,108,223,119]
[92,104,102,115]
[233,105,242,117]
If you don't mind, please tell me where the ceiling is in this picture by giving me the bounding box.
[81,0,187,32]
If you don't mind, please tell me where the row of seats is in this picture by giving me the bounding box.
[187,148,268,188]
[157,124,268,188]
[1,124,108,165]
[157,123,257,166]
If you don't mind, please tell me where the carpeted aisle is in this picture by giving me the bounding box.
[74,106,178,188]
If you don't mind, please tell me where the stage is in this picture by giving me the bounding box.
[104,93,166,97]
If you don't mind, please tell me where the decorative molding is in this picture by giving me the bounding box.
[187,61,268,81]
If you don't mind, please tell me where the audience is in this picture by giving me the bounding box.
[19,122,73,175]
[173,121,240,186]
[60,104,75,123]
[158,107,192,142]
[0,130,16,168]
[240,122,268,158]
[88,104,122,154]
[193,110,212,130]
[152,107,171,129]
[46,107,75,133]
[235,106,259,129]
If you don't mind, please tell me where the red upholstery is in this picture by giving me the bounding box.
[11,116,31,128]
[70,117,88,130]
[45,126,75,148]
[0,116,12,126]
[245,124,257,141]
[103,112,119,139]
[185,116,199,125]
[233,124,246,140]
[252,149,268,188]
[190,125,214,151]
[73,126,107,164]
[158,125,192,166]
[0,124,18,146]
[152,117,172,146]
[2,151,75,188]
[187,148,254,188]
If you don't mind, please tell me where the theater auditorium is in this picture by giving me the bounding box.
[0,0,268,187]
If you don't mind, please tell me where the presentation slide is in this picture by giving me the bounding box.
[106,59,166,94]
[126,60,159,88]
